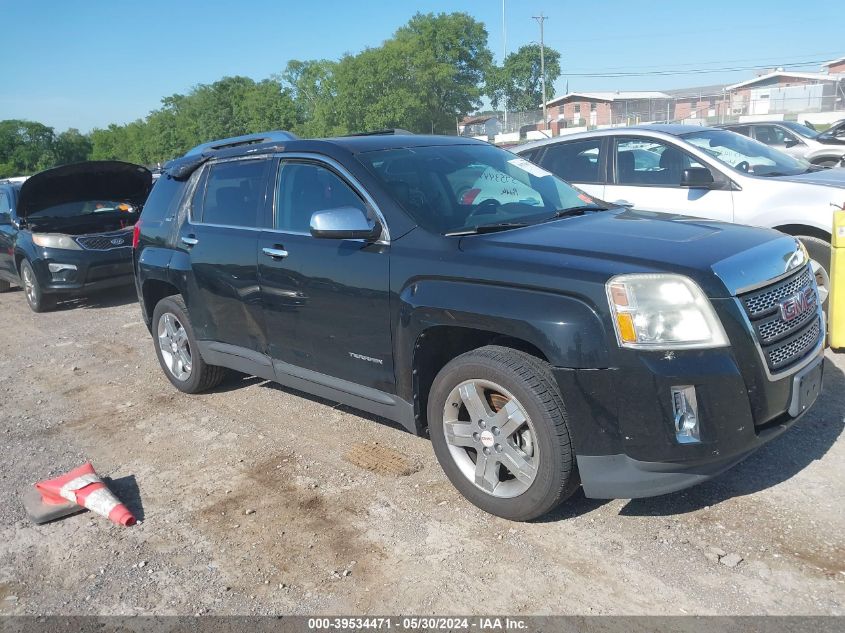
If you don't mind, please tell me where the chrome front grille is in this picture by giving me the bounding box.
[741,267,813,318]
[738,265,821,373]
[75,231,132,250]
[755,301,817,344]
[767,318,821,371]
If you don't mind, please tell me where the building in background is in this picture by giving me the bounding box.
[545,91,672,131]
[484,53,845,142]
[724,70,844,117]
[458,115,502,139]
[823,56,845,75]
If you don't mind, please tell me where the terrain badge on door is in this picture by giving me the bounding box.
[349,352,384,365]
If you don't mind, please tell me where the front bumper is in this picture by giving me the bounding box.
[30,246,134,295]
[553,345,824,499]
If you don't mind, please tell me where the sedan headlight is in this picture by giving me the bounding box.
[606,273,728,349]
[32,233,82,250]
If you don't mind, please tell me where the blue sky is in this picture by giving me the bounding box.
[3,0,843,132]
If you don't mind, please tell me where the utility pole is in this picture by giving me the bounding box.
[502,0,507,129]
[532,13,548,129]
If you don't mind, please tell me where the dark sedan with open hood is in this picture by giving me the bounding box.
[0,161,152,311]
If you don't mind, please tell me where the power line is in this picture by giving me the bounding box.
[562,52,844,73]
[561,59,837,78]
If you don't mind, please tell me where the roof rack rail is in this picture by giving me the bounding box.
[345,129,415,137]
[184,130,299,157]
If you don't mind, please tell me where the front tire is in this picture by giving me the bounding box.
[797,235,831,305]
[152,295,226,393]
[20,260,56,312]
[0,278,11,293]
[428,345,578,521]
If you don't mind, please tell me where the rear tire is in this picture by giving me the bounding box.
[428,345,578,521]
[20,260,56,313]
[813,159,839,168]
[797,235,831,306]
[152,295,226,393]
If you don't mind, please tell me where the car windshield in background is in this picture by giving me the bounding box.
[357,144,605,235]
[780,121,819,139]
[29,200,137,218]
[680,129,810,177]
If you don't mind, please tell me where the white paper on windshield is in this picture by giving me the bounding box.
[508,158,553,179]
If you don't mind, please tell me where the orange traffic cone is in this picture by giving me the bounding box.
[33,463,136,527]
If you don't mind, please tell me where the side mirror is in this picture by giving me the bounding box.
[784,138,801,148]
[680,167,716,189]
[310,206,382,241]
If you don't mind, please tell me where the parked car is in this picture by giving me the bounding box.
[134,130,824,521]
[0,161,152,311]
[719,120,845,167]
[516,125,845,300]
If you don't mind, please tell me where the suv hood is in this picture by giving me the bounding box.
[18,161,153,219]
[770,168,845,189]
[459,209,801,297]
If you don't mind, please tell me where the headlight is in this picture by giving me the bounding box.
[32,233,81,250]
[606,273,728,349]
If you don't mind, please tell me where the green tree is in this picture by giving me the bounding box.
[488,44,561,112]
[0,120,57,177]
[54,128,92,165]
[89,76,298,165]
[331,12,493,135]
[280,59,341,137]
[394,12,493,133]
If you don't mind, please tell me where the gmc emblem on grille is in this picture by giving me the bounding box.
[778,287,816,322]
[110,238,125,246]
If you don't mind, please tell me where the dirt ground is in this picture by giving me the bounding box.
[0,286,843,616]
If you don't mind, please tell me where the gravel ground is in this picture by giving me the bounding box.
[0,286,843,616]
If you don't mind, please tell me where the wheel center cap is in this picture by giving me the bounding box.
[480,430,495,448]
[171,342,178,352]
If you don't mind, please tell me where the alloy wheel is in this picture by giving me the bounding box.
[442,379,538,498]
[22,265,36,306]
[157,312,192,381]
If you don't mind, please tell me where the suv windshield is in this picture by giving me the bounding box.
[357,143,605,235]
[680,129,810,177]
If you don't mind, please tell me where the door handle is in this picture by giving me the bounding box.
[262,246,289,259]
[613,199,634,208]
[181,236,199,246]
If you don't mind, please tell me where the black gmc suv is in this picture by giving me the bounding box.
[133,130,825,521]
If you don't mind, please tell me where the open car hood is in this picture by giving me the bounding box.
[17,161,153,218]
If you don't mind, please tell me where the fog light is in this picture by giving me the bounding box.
[48,263,77,273]
[48,262,77,282]
[671,385,700,444]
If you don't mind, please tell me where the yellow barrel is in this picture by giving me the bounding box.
[829,208,845,349]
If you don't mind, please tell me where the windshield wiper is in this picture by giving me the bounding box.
[550,204,609,219]
[445,222,529,236]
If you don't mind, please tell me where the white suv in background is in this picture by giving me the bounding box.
[516,125,845,299]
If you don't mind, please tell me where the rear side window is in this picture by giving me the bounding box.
[0,190,10,215]
[200,159,269,228]
[140,174,185,222]
[536,139,603,184]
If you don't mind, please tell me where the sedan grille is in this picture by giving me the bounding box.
[738,264,821,373]
[75,231,132,250]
